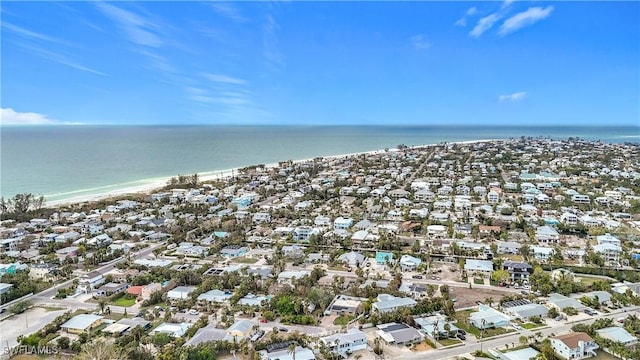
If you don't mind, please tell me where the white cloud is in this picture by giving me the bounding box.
[211,2,248,22]
[411,34,431,50]
[499,92,527,102]
[455,6,477,27]
[203,73,247,85]
[2,22,70,45]
[1,108,57,125]
[95,2,162,47]
[263,12,285,69]
[16,43,107,76]
[470,13,502,38]
[502,0,516,10]
[499,6,554,36]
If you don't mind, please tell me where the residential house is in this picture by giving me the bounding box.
[464,259,494,278]
[497,241,522,255]
[376,323,424,345]
[320,328,368,354]
[551,332,598,359]
[415,314,460,339]
[324,295,365,316]
[333,217,353,232]
[166,286,196,301]
[532,246,555,262]
[277,270,310,285]
[469,305,510,329]
[372,294,417,313]
[151,322,192,337]
[337,251,365,267]
[93,282,129,298]
[61,314,104,334]
[375,251,394,265]
[535,226,560,243]
[502,301,548,321]
[140,283,162,301]
[502,261,533,282]
[596,327,637,349]
[78,271,105,294]
[546,293,586,312]
[197,289,232,304]
[399,254,422,271]
[220,246,249,258]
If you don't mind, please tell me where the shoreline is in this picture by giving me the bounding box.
[44,138,500,208]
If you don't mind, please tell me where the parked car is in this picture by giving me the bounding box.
[278,327,289,332]
[457,329,466,336]
[188,309,199,315]
[412,275,423,279]
[457,333,466,340]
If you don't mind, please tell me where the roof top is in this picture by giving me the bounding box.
[61,314,103,330]
[554,332,594,348]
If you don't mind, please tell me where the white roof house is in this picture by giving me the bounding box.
[399,254,422,271]
[464,259,494,274]
[320,328,367,354]
[167,286,196,300]
[197,289,232,303]
[151,322,192,337]
[469,305,510,329]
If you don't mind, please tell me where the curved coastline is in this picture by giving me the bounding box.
[44,139,498,208]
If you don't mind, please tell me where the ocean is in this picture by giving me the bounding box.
[1,125,638,202]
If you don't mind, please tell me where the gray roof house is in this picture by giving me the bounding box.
[372,294,417,313]
[376,323,424,345]
[596,327,638,348]
[546,293,586,311]
[337,251,365,267]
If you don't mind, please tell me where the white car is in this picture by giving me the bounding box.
[188,309,199,315]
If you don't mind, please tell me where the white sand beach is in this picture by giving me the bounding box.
[44,139,498,208]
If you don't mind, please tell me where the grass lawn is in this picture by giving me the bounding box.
[439,338,462,346]
[112,294,136,307]
[474,278,484,285]
[333,315,355,325]
[522,322,545,330]
[232,256,258,264]
[580,276,608,287]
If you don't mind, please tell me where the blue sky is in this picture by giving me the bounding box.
[1,1,639,126]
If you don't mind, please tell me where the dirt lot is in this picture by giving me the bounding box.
[449,286,512,309]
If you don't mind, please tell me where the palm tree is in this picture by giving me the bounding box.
[287,343,297,360]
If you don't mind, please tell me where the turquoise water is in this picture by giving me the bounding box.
[1,125,638,201]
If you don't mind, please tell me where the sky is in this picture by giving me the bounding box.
[1,1,639,126]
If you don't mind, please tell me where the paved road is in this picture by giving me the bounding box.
[399,306,640,360]
[0,307,67,348]
[0,243,165,347]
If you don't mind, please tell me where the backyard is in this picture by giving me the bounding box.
[112,294,136,307]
